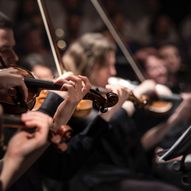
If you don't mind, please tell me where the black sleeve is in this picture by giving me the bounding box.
[38,92,64,117]
[39,115,110,180]
[108,108,151,173]
[132,107,169,135]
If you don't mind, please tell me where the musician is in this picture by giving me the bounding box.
[158,42,188,92]
[0,9,184,191]
[0,11,77,191]
[51,32,185,191]
[135,46,191,189]
[0,110,52,191]
[0,12,18,68]
[135,49,168,85]
[0,11,129,191]
[135,49,190,147]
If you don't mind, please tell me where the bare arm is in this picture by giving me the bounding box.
[52,74,91,130]
[0,111,52,190]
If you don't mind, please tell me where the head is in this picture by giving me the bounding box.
[0,12,18,67]
[158,43,181,74]
[21,53,54,80]
[62,33,116,87]
[139,53,168,84]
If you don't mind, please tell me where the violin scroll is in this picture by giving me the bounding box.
[0,66,119,114]
[84,88,119,113]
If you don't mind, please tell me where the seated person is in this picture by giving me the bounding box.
[38,33,186,191]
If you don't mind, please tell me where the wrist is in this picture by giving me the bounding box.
[64,95,81,106]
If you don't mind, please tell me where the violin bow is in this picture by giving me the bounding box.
[36,0,119,111]
[90,0,145,82]
[37,0,64,76]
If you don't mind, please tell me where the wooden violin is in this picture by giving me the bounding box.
[35,0,118,116]
[109,77,182,115]
[0,114,73,148]
[0,66,118,114]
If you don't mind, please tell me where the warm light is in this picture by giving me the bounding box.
[57,40,66,49]
[55,28,65,38]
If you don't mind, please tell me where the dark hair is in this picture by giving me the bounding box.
[0,11,13,29]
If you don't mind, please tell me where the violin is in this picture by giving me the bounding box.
[91,0,182,115]
[0,66,118,114]
[108,77,182,115]
[35,0,118,116]
[0,114,73,148]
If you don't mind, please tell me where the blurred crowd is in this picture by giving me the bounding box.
[0,0,190,79]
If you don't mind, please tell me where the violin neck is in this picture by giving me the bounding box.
[24,77,61,90]
[158,94,182,102]
[1,115,36,133]
[1,115,25,128]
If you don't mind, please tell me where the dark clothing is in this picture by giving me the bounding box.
[68,108,182,191]
[7,162,43,191]
[7,115,110,191]
[8,105,182,191]
[39,115,110,180]
[89,179,182,191]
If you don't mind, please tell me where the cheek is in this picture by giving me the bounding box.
[92,69,109,87]
[147,69,156,77]
[99,69,110,84]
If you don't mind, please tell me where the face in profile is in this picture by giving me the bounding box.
[90,51,116,87]
[0,28,18,67]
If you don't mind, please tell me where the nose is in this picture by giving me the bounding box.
[110,65,117,76]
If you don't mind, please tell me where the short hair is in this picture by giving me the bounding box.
[0,11,13,29]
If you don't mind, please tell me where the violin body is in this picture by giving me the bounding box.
[0,66,118,114]
[109,77,182,115]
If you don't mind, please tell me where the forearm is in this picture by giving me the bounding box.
[53,97,78,129]
[1,144,49,190]
[141,119,176,150]
[0,157,22,191]
[38,91,79,130]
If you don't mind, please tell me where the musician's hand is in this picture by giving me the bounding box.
[5,111,52,160]
[54,73,91,104]
[1,111,52,190]
[0,68,28,102]
[100,85,128,121]
[133,80,157,98]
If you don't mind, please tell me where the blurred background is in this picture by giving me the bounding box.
[1,0,191,85]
